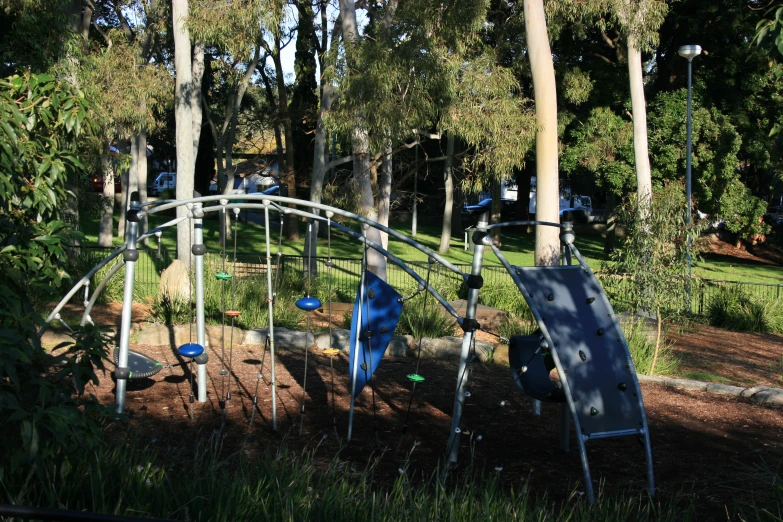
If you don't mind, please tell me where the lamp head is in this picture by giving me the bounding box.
[678,44,702,61]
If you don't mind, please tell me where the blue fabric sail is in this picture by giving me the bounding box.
[349,271,403,398]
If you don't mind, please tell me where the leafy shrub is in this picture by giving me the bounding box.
[396,295,457,338]
[708,287,783,334]
[477,278,532,318]
[497,314,537,340]
[622,318,678,376]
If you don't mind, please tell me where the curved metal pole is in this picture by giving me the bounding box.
[80,260,125,326]
[486,220,563,230]
[40,215,187,336]
[271,207,462,319]
[139,195,467,278]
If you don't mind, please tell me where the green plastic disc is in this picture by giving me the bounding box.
[215,272,232,281]
[407,374,425,382]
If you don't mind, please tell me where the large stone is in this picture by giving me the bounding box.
[448,300,509,330]
[136,324,190,347]
[243,327,313,350]
[205,325,245,350]
[705,383,744,396]
[159,259,191,302]
[493,344,509,366]
[417,337,461,360]
[389,335,413,357]
[443,336,494,362]
[662,378,708,392]
[314,329,351,353]
[751,388,783,406]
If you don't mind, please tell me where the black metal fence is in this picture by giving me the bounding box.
[73,248,781,316]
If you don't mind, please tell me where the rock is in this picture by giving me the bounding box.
[159,259,191,302]
[443,336,494,362]
[243,327,313,350]
[751,388,783,406]
[205,325,244,350]
[705,383,744,396]
[136,324,191,347]
[388,335,412,357]
[448,300,510,330]
[418,338,462,361]
[493,344,509,366]
[314,329,351,353]
[740,385,770,399]
[662,378,708,392]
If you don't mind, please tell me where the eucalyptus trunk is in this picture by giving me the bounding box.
[438,134,455,254]
[98,141,115,247]
[628,39,652,218]
[272,40,299,240]
[136,131,149,244]
[378,142,393,250]
[173,0,195,266]
[490,182,502,246]
[118,165,129,238]
[304,84,335,271]
[524,0,560,267]
[340,0,386,279]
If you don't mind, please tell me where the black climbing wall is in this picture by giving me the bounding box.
[514,266,646,437]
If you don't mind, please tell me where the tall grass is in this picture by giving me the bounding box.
[622,319,678,376]
[395,295,458,338]
[0,428,701,522]
[707,287,783,334]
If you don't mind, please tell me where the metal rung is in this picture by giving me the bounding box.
[583,428,644,441]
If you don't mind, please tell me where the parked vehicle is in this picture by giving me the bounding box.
[462,198,516,225]
[529,194,597,223]
[150,172,176,196]
[91,174,121,193]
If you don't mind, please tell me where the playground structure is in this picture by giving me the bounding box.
[42,192,654,504]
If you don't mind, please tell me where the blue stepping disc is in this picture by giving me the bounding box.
[178,343,204,358]
[295,296,322,311]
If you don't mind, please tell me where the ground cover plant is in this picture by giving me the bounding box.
[707,286,783,334]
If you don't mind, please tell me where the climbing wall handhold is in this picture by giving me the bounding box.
[617,382,627,391]
[579,350,587,361]
[590,407,599,416]
[586,297,595,304]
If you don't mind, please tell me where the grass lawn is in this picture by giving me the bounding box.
[77,205,782,284]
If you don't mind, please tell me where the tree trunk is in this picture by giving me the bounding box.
[98,141,115,247]
[604,191,617,253]
[340,0,386,279]
[490,181,502,246]
[303,84,333,272]
[173,0,195,266]
[272,39,299,240]
[628,39,652,217]
[378,142,393,250]
[524,0,560,267]
[191,41,205,167]
[137,131,149,245]
[439,134,455,254]
[118,164,129,238]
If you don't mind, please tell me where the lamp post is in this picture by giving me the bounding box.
[678,44,701,307]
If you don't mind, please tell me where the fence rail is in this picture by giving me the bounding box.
[74,247,781,316]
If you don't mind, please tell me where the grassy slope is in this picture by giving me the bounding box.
[78,210,782,284]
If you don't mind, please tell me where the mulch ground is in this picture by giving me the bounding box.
[72,300,783,520]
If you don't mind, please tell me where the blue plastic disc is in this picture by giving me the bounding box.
[177,342,205,358]
[295,296,322,311]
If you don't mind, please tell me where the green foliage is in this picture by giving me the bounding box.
[622,318,678,376]
[647,90,742,215]
[395,295,458,339]
[602,183,705,316]
[561,106,636,195]
[719,181,771,243]
[707,287,783,334]
[497,314,538,340]
[0,71,114,480]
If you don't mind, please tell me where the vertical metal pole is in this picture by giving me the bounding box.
[447,212,488,466]
[263,201,277,430]
[348,226,368,441]
[192,201,207,403]
[412,145,418,237]
[685,58,694,306]
[115,196,140,413]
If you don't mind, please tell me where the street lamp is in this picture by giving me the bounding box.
[678,44,701,306]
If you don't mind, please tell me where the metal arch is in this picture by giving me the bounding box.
[485,220,563,230]
[138,195,468,279]
[80,260,125,326]
[39,215,188,338]
[196,202,463,321]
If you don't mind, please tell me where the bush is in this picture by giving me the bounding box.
[395,295,458,338]
[707,287,783,334]
[622,318,679,376]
